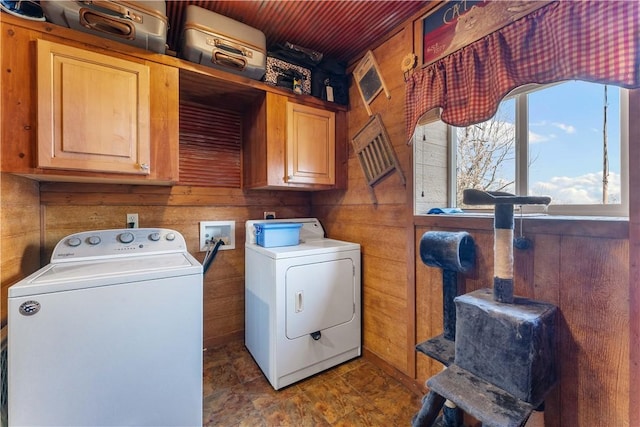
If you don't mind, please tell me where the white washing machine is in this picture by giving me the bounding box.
[8,228,203,427]
[244,218,361,390]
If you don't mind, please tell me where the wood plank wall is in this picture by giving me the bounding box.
[1,5,637,424]
[313,23,417,383]
[38,184,312,348]
[313,6,636,424]
[0,173,41,327]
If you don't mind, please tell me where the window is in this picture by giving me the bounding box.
[450,81,629,216]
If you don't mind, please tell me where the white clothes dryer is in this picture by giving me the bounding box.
[244,218,361,390]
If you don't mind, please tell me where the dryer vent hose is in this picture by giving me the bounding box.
[203,239,224,277]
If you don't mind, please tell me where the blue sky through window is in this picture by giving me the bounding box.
[528,81,621,204]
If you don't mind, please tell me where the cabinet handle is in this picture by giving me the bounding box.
[140,163,150,171]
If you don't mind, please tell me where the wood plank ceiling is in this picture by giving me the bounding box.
[166,1,431,64]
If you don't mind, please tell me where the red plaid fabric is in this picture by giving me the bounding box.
[405,0,640,143]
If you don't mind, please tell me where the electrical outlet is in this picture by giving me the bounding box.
[126,213,138,228]
[199,221,235,252]
[264,211,276,219]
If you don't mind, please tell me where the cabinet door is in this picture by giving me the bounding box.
[37,39,151,175]
[286,102,335,185]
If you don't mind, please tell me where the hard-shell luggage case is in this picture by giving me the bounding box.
[180,5,266,81]
[40,1,168,54]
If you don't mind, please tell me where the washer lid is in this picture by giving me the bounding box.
[8,252,202,298]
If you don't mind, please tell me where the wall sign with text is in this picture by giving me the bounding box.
[422,0,551,67]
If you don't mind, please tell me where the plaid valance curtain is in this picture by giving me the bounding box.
[405,0,640,143]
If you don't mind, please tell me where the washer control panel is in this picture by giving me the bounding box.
[51,228,187,262]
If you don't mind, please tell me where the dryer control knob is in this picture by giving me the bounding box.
[87,236,101,245]
[67,237,82,247]
[118,232,135,244]
[166,233,176,241]
[148,232,161,241]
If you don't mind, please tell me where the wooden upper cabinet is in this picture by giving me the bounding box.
[2,16,347,188]
[1,20,179,184]
[286,101,335,186]
[244,92,343,190]
[37,39,151,175]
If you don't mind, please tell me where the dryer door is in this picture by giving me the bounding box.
[285,258,355,339]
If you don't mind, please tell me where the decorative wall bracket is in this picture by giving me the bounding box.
[351,114,406,205]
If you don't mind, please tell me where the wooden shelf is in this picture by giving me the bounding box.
[1,14,347,112]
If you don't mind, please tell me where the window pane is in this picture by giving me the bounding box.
[456,98,516,208]
[528,81,621,205]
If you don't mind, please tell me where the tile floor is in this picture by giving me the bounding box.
[203,340,424,426]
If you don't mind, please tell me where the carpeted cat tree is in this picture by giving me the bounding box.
[413,189,557,427]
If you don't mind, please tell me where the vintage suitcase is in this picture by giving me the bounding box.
[264,57,311,95]
[40,1,168,54]
[180,5,266,81]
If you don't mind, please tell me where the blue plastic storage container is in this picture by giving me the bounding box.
[254,222,303,247]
